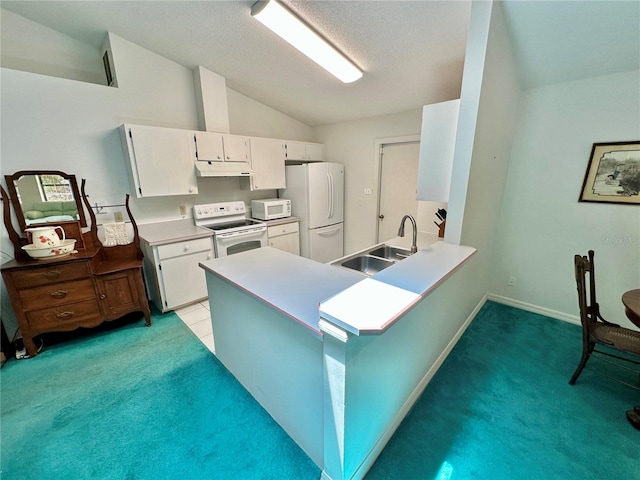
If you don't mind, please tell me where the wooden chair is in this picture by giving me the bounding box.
[569,250,640,387]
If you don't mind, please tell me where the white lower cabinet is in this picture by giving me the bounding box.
[267,221,300,255]
[141,236,213,312]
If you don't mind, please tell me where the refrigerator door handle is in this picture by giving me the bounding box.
[326,172,332,219]
[317,226,341,236]
[329,172,334,219]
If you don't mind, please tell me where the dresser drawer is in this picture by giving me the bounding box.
[19,278,96,311]
[26,299,102,330]
[157,237,212,260]
[267,221,299,238]
[10,262,91,289]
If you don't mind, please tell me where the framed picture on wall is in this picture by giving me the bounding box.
[579,141,640,205]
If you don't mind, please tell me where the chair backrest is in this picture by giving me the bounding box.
[574,250,598,327]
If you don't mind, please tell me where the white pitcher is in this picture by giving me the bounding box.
[26,225,65,247]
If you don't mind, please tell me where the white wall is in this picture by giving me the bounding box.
[439,0,521,318]
[314,110,423,254]
[490,69,640,328]
[227,89,313,141]
[0,31,314,226]
[0,27,313,336]
[0,9,105,85]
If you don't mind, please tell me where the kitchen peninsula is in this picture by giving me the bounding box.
[200,239,476,480]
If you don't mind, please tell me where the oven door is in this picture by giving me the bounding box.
[214,228,267,258]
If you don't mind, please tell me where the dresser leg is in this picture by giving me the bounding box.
[143,308,152,326]
[23,335,38,358]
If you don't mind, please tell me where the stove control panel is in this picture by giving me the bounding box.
[193,201,246,220]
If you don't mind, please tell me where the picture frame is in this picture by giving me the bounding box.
[579,141,640,205]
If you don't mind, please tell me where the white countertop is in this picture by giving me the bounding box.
[199,247,363,336]
[257,216,300,227]
[138,219,212,246]
[320,241,476,335]
[200,233,476,338]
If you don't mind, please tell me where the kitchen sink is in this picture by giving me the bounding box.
[368,245,413,261]
[332,243,414,276]
[340,255,395,275]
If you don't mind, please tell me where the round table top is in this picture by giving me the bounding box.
[622,289,640,328]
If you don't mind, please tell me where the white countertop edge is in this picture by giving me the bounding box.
[138,219,213,246]
[199,262,324,339]
[319,242,477,336]
[319,278,420,335]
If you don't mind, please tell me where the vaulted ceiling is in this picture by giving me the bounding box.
[2,1,638,127]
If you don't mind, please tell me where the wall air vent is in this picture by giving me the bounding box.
[103,50,114,87]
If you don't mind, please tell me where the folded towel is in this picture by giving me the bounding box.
[103,222,129,246]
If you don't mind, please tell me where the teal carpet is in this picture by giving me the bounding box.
[1,302,638,479]
[367,301,640,480]
[0,309,319,479]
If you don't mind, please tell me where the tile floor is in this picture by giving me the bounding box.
[174,300,215,354]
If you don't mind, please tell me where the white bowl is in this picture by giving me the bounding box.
[22,238,77,259]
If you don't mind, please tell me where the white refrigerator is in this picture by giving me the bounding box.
[281,163,344,263]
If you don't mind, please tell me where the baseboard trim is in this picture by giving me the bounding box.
[487,294,580,326]
[350,294,489,480]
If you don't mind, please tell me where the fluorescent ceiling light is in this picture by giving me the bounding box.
[251,0,363,83]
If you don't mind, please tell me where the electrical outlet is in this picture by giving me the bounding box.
[508,276,517,287]
[179,205,187,217]
[114,211,124,222]
[364,187,373,195]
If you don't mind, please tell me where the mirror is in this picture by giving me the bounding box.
[4,170,87,232]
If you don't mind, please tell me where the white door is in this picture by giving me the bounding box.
[377,142,420,242]
[309,223,343,263]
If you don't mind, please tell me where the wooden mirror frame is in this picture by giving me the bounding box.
[4,170,87,232]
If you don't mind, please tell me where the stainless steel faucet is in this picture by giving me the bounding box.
[397,215,418,254]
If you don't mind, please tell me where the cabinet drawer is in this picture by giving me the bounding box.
[267,222,299,238]
[157,237,212,260]
[19,278,96,311]
[26,299,102,330]
[10,262,90,289]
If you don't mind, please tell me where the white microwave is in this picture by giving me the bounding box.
[251,198,291,220]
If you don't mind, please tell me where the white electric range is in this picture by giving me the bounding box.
[194,201,267,258]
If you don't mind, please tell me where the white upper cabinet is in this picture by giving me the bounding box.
[193,131,250,163]
[120,124,198,198]
[416,99,460,202]
[285,141,324,162]
[246,137,286,190]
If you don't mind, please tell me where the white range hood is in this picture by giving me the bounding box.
[192,68,253,177]
[195,161,252,177]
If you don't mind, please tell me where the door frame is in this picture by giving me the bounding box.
[373,135,420,242]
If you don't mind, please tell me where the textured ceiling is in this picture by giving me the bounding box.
[1,1,638,127]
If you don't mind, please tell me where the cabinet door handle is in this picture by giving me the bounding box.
[100,294,106,299]
[56,311,74,319]
[44,270,62,278]
[50,290,68,298]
